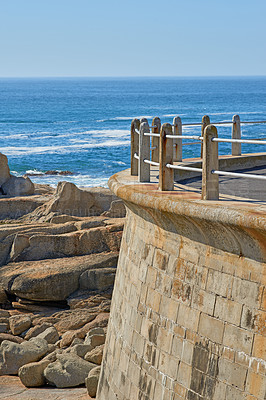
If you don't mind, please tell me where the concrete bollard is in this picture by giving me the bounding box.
[159,123,174,191]
[131,119,140,176]
[232,114,241,156]
[139,121,150,182]
[173,116,182,162]
[151,117,161,162]
[202,125,219,200]
[201,115,210,158]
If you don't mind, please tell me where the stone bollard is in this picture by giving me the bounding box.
[131,118,140,176]
[173,116,182,162]
[232,114,241,156]
[139,121,150,182]
[201,115,210,158]
[202,125,219,200]
[159,123,174,191]
[151,117,161,163]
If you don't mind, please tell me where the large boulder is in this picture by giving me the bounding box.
[18,359,50,387]
[79,267,116,291]
[0,153,10,187]
[85,366,101,397]
[2,176,34,197]
[0,337,48,375]
[27,182,117,219]
[36,327,59,344]
[9,315,31,336]
[44,353,96,388]
[0,252,118,302]
[24,322,53,341]
[84,344,104,365]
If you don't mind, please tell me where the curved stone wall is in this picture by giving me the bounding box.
[97,170,266,400]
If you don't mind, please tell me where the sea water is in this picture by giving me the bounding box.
[0,77,265,187]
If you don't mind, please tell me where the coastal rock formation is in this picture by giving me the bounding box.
[0,153,10,186]
[2,175,35,197]
[85,365,101,397]
[0,337,48,375]
[0,179,126,394]
[44,353,96,388]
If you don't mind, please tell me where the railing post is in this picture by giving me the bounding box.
[232,114,241,156]
[173,116,182,162]
[159,123,174,191]
[139,121,150,182]
[131,118,140,176]
[201,115,210,158]
[151,117,161,162]
[202,125,219,200]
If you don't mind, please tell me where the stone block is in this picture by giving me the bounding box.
[246,370,266,399]
[172,278,192,306]
[231,277,260,307]
[192,288,215,315]
[185,263,208,289]
[241,305,266,335]
[9,315,31,336]
[146,287,161,313]
[177,303,200,332]
[206,270,232,298]
[218,358,247,390]
[223,323,253,354]
[252,334,266,360]
[225,385,245,400]
[153,248,169,271]
[198,314,224,344]
[214,296,242,325]
[159,296,179,322]
[176,361,192,387]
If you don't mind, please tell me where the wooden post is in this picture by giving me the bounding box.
[151,117,161,162]
[131,118,140,176]
[139,121,150,182]
[201,115,210,158]
[202,125,219,200]
[173,116,182,162]
[159,123,174,191]
[232,114,241,156]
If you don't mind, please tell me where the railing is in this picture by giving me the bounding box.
[130,115,266,200]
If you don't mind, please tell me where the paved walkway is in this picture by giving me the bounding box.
[178,166,266,201]
[0,376,90,400]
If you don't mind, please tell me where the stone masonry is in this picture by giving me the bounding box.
[97,168,266,400]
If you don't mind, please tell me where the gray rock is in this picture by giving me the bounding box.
[9,315,31,336]
[24,322,53,341]
[102,200,126,218]
[0,333,24,345]
[36,327,59,344]
[79,268,116,291]
[85,366,101,397]
[44,353,96,388]
[67,344,93,358]
[2,175,34,197]
[18,359,51,387]
[84,344,104,365]
[0,337,49,375]
[84,334,105,350]
[86,327,105,338]
[0,153,10,186]
[0,323,8,333]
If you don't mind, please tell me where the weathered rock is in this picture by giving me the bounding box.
[9,234,30,262]
[53,310,97,334]
[9,315,31,336]
[86,327,105,337]
[0,323,8,333]
[24,322,53,341]
[71,337,84,346]
[79,267,116,291]
[36,327,59,344]
[0,310,9,318]
[84,344,104,365]
[85,366,101,397]
[0,252,118,302]
[84,334,105,349]
[0,153,10,186]
[0,337,49,375]
[2,176,35,197]
[102,200,126,218]
[0,287,8,304]
[44,353,96,388]
[0,333,24,345]
[18,359,51,387]
[67,344,93,358]
[59,313,109,348]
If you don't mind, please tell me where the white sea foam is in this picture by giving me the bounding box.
[0,139,130,156]
[25,169,44,175]
[29,173,109,188]
[97,116,153,122]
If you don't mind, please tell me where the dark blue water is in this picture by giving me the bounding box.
[0,77,266,187]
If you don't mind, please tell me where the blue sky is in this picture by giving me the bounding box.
[0,0,265,77]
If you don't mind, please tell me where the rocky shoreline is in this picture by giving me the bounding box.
[0,153,125,398]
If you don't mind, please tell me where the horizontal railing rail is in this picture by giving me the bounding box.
[130,114,266,199]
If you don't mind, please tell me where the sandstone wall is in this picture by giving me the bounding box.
[97,183,266,400]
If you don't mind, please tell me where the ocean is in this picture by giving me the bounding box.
[0,77,266,187]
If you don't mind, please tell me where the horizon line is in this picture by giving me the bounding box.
[0,74,266,79]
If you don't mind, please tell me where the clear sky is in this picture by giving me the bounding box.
[0,0,265,77]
